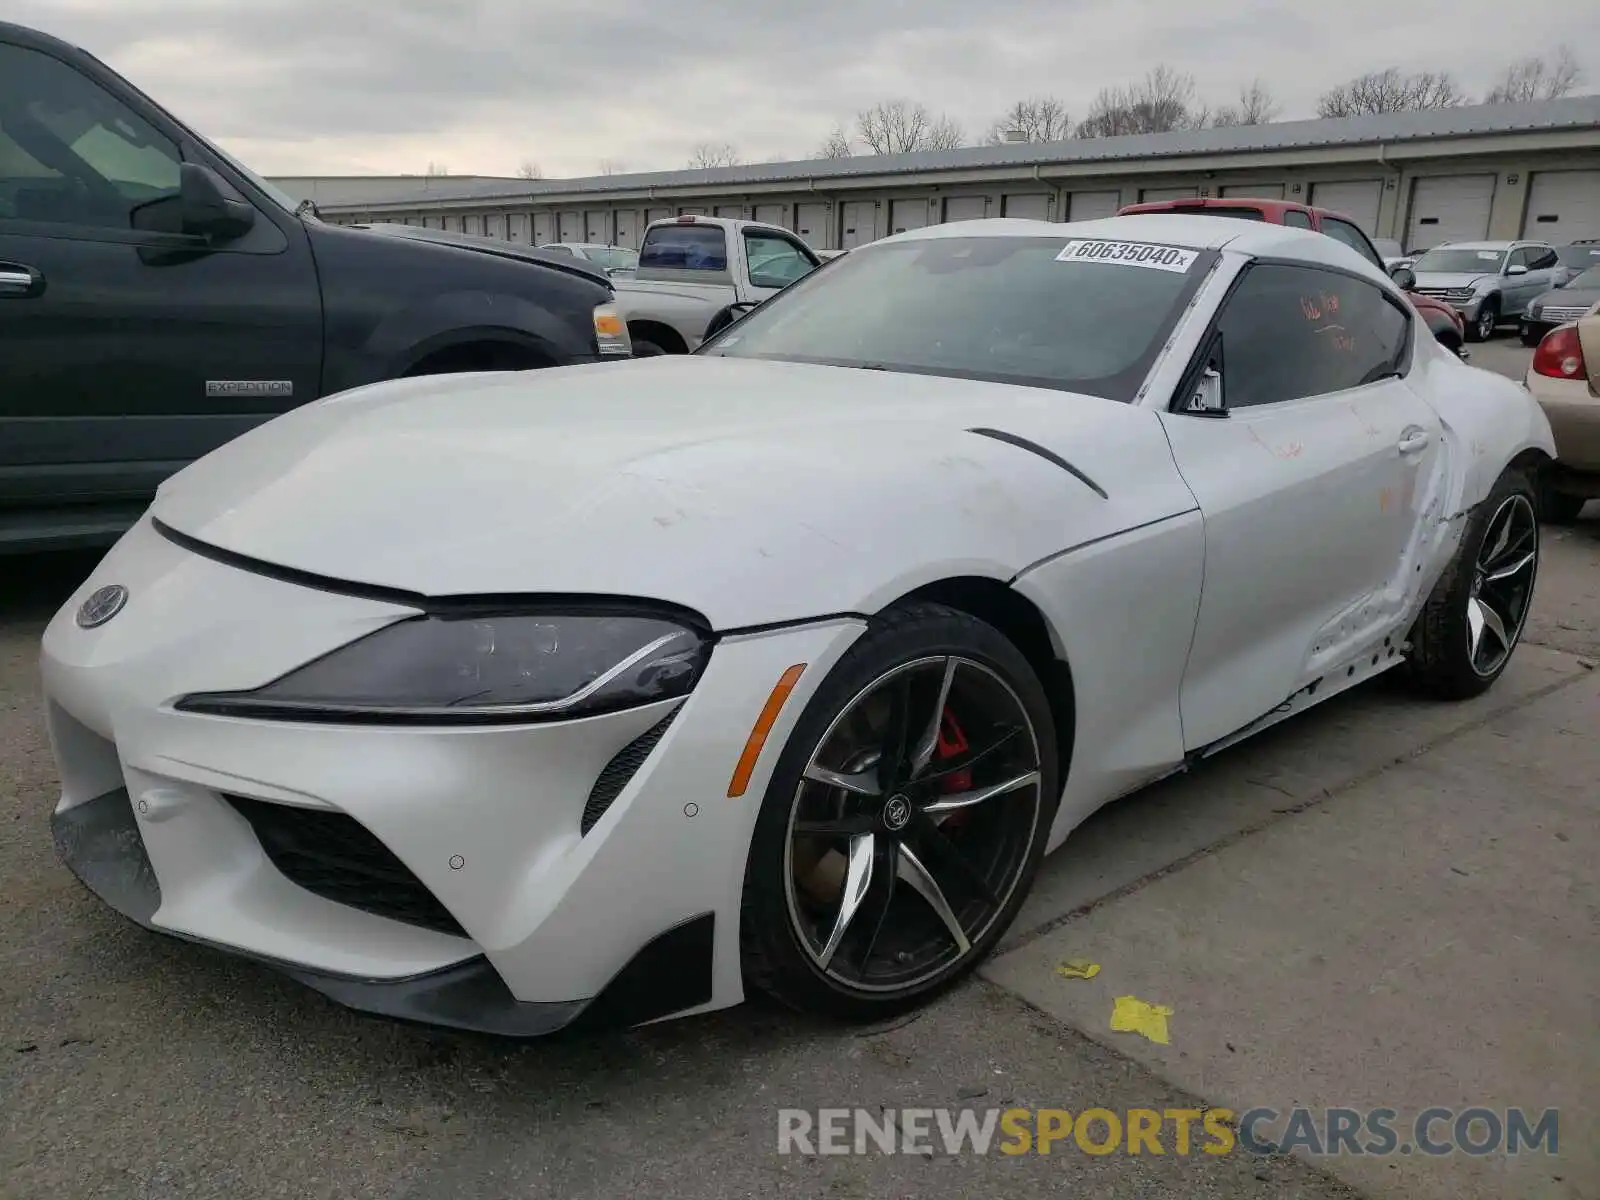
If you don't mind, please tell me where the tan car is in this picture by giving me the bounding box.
[1524,303,1600,523]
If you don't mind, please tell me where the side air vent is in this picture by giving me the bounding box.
[581,707,681,834]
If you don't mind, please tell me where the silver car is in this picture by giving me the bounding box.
[537,242,640,278]
[1409,240,1563,343]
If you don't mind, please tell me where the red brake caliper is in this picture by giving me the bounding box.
[933,708,972,828]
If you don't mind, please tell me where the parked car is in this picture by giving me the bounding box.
[1552,242,1600,287]
[1372,237,1408,269]
[1408,241,1563,343]
[44,215,1553,1036]
[1524,314,1600,522]
[1116,196,1468,354]
[0,19,629,554]
[614,215,823,355]
[537,242,640,277]
[1519,266,1600,345]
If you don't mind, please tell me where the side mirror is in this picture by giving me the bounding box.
[1506,263,1528,276]
[1390,265,1416,291]
[179,162,255,240]
[1186,366,1226,417]
[703,300,760,340]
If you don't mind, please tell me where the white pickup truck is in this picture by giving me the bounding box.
[615,215,825,355]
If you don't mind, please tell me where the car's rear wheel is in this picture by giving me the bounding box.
[1536,470,1587,524]
[1405,468,1538,699]
[1467,299,1499,343]
[740,602,1059,1021]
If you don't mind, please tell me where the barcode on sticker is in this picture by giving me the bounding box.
[1055,240,1199,272]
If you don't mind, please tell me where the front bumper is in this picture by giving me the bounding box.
[41,516,862,1035]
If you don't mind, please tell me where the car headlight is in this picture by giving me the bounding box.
[592,303,632,357]
[176,611,709,724]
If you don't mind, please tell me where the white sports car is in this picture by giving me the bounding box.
[42,215,1554,1036]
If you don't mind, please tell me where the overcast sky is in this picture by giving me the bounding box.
[11,0,1599,178]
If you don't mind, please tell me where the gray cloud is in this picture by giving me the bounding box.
[10,0,1598,176]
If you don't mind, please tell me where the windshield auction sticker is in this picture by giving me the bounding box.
[1056,239,1198,273]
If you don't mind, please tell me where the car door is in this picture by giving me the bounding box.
[1502,247,1538,314]
[740,228,821,301]
[1158,260,1443,751]
[1524,245,1563,298]
[0,34,321,523]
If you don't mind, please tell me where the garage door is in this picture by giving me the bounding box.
[533,212,554,244]
[840,201,875,247]
[1309,180,1382,234]
[1067,191,1122,221]
[678,206,708,216]
[753,203,788,228]
[582,210,609,242]
[1002,193,1051,220]
[485,213,507,239]
[1140,186,1197,202]
[714,204,744,219]
[613,210,641,249]
[1522,171,1600,242]
[557,211,581,241]
[645,207,672,228]
[506,213,529,243]
[1221,183,1284,199]
[943,196,988,222]
[795,202,829,247]
[1406,175,1496,251]
[889,199,930,235]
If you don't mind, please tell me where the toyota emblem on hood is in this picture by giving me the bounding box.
[76,585,129,629]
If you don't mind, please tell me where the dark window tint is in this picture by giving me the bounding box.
[743,231,816,289]
[1143,205,1267,221]
[1528,247,1559,270]
[639,223,728,270]
[1321,218,1383,269]
[1283,209,1314,229]
[1215,264,1410,408]
[0,43,181,230]
[707,235,1215,401]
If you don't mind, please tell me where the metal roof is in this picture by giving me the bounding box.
[336,95,1600,209]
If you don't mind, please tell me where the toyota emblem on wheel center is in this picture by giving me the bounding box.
[882,794,912,831]
[76,585,129,629]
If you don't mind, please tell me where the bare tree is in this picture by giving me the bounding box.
[1316,67,1467,117]
[1210,79,1281,127]
[1075,65,1202,138]
[855,100,965,154]
[598,159,626,175]
[816,124,854,158]
[1485,46,1585,103]
[425,161,449,176]
[687,141,741,169]
[983,96,1072,145]
[516,160,543,180]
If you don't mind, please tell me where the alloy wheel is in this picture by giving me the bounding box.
[1476,306,1497,341]
[782,655,1043,994]
[1467,493,1538,678]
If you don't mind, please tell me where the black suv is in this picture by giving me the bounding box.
[1,20,630,553]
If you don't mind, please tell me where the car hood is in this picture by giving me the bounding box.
[1530,287,1600,310]
[149,357,1193,630]
[1413,271,1495,290]
[349,224,612,285]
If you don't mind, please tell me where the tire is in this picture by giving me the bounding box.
[739,601,1060,1022]
[1466,299,1499,343]
[1520,327,1543,348]
[1404,467,1539,700]
[631,338,668,357]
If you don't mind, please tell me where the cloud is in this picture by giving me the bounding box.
[10,0,1598,176]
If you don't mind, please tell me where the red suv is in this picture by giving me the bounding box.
[1118,197,1467,354]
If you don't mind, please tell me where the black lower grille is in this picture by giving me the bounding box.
[226,795,467,938]
[581,707,680,835]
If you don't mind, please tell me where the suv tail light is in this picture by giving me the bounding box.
[1532,326,1588,380]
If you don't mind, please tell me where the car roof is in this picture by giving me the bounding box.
[889,213,1370,269]
[1428,240,1545,251]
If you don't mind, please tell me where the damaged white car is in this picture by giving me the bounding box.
[43,215,1553,1037]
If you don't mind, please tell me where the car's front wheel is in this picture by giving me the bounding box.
[1467,298,1499,343]
[1405,467,1539,699]
[740,602,1059,1021]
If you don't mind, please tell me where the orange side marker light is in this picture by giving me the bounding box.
[727,663,807,798]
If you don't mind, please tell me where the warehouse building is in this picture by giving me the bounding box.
[301,96,1600,253]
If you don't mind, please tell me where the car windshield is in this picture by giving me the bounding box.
[1555,245,1600,268]
[584,246,638,270]
[1563,266,1600,290]
[1413,247,1507,273]
[702,234,1216,401]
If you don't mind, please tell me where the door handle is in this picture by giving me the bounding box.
[1397,427,1431,454]
[0,262,45,298]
